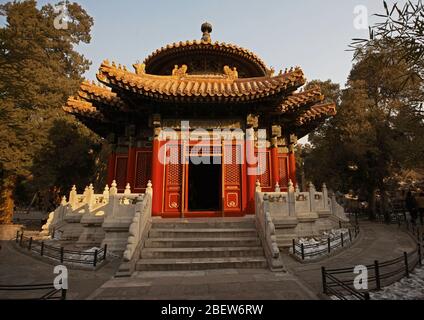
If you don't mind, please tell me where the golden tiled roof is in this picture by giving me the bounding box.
[96,60,305,102]
[63,97,104,120]
[296,102,337,125]
[77,81,126,109]
[143,40,268,76]
[278,87,324,113]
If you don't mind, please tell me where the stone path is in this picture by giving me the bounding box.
[87,269,318,300]
[0,240,120,300]
[0,221,417,300]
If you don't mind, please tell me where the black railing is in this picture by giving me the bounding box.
[291,225,360,260]
[16,231,107,268]
[0,283,67,300]
[321,245,422,300]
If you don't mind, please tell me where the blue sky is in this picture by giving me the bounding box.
[2,0,395,87]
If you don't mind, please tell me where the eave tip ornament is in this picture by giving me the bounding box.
[201,22,212,43]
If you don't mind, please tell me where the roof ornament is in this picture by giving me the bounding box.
[133,63,146,75]
[172,64,188,78]
[266,67,275,77]
[223,65,238,80]
[201,22,212,43]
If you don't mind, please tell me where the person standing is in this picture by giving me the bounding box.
[405,190,418,225]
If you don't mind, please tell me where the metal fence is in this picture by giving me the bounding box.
[292,224,360,260]
[0,283,67,300]
[321,245,422,300]
[16,231,107,267]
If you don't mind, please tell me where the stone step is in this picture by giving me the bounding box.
[136,257,268,271]
[141,246,264,259]
[145,237,261,248]
[151,218,255,229]
[149,228,257,238]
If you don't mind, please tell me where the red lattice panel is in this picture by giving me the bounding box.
[278,155,289,188]
[224,145,241,184]
[115,156,128,190]
[134,151,152,190]
[256,151,271,188]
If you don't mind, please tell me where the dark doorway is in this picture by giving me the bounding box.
[188,158,221,211]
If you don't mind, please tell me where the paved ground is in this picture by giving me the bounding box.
[0,240,120,300]
[283,221,417,294]
[0,221,417,300]
[87,269,318,300]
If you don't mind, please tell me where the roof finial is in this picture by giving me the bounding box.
[201,22,212,43]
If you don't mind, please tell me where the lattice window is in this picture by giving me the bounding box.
[115,156,128,189]
[224,145,241,184]
[166,145,182,185]
[134,151,152,189]
[279,155,289,187]
[256,151,271,188]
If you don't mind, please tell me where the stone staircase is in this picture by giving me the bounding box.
[136,217,267,271]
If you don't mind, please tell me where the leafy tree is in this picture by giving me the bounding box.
[303,46,424,220]
[0,0,97,223]
[351,0,424,82]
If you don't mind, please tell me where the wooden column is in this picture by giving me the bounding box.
[271,137,279,189]
[246,126,257,214]
[288,142,297,187]
[151,115,163,216]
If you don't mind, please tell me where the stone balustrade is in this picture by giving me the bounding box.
[255,180,348,248]
[41,180,153,253]
[255,180,285,271]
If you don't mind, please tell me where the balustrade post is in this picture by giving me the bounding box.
[288,180,295,216]
[19,233,23,246]
[16,230,19,243]
[308,182,316,212]
[327,237,331,253]
[292,239,295,255]
[341,233,344,247]
[69,185,77,208]
[322,183,328,210]
[349,229,352,242]
[374,260,381,290]
[274,182,280,193]
[41,241,44,256]
[404,252,409,278]
[110,180,118,196]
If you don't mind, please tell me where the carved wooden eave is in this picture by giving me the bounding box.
[275,86,325,114]
[77,80,127,110]
[292,102,337,138]
[63,97,105,121]
[96,60,306,104]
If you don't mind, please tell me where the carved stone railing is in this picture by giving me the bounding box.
[123,182,153,262]
[257,181,346,218]
[41,180,151,250]
[255,182,285,271]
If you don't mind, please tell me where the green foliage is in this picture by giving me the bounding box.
[351,0,424,80]
[302,45,424,219]
[0,0,102,221]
